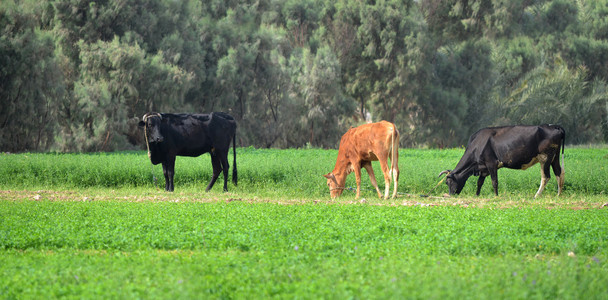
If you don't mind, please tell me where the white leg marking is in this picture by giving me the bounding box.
[534,165,549,198]
[557,167,565,196]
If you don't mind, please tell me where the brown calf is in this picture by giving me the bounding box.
[324,121,400,199]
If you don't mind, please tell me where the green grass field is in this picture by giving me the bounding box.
[1,148,607,298]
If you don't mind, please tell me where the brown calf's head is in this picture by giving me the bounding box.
[323,173,343,198]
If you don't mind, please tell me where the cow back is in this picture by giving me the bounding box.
[461,125,565,170]
[336,121,397,164]
[155,114,212,157]
[207,112,237,151]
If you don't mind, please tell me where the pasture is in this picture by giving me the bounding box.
[1,148,607,298]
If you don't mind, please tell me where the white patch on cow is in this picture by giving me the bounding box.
[534,168,549,198]
[520,157,538,170]
[533,155,551,198]
[521,154,547,170]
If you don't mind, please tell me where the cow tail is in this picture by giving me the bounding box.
[232,131,238,186]
[390,126,395,177]
[391,124,399,180]
[390,123,400,198]
[560,126,565,170]
[561,126,565,155]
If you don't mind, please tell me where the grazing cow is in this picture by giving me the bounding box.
[139,112,237,192]
[439,124,565,198]
[324,121,400,199]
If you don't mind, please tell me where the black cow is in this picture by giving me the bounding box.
[138,112,237,192]
[439,124,565,198]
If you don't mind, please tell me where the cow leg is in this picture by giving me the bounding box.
[353,165,363,199]
[378,158,391,199]
[534,162,551,198]
[162,157,176,192]
[161,163,170,191]
[476,175,486,196]
[362,161,382,198]
[205,152,222,192]
[219,151,230,192]
[552,154,565,196]
[489,169,499,196]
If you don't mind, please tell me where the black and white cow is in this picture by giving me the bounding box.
[139,112,237,192]
[439,124,565,198]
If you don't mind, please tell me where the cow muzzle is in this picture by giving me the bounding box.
[149,135,164,143]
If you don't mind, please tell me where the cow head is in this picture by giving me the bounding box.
[439,170,465,195]
[138,112,164,143]
[323,173,343,198]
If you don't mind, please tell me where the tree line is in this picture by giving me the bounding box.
[1,0,607,152]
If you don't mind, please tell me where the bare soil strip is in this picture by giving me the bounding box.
[2,190,606,210]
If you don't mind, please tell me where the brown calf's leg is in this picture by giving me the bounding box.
[353,165,363,199]
[377,160,391,199]
[362,161,382,198]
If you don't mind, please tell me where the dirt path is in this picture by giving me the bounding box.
[2,189,607,210]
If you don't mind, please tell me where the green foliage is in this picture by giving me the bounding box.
[494,36,540,86]
[421,39,495,146]
[288,46,355,147]
[1,0,608,152]
[499,61,607,144]
[543,0,578,33]
[564,35,608,80]
[0,3,63,152]
[55,37,193,152]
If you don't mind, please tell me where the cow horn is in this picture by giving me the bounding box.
[143,112,162,122]
[438,170,451,178]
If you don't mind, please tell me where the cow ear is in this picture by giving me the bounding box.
[323,173,332,179]
[138,121,145,128]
